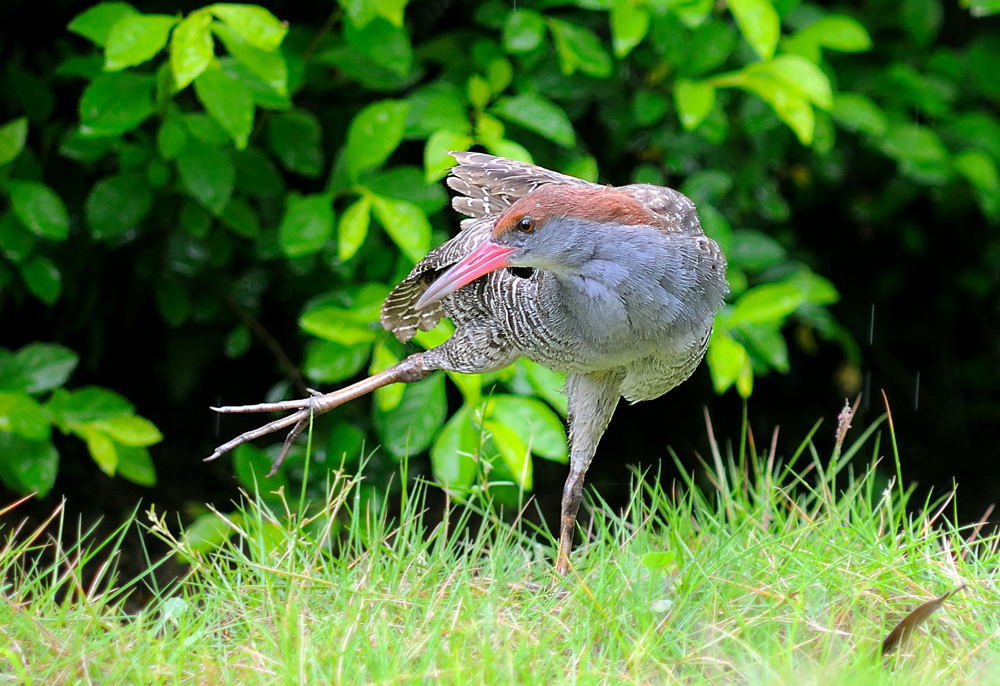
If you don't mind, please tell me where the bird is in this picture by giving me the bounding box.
[208,152,728,575]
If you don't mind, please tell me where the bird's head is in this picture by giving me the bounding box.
[415,185,665,310]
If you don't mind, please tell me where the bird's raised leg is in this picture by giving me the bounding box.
[206,352,433,472]
[556,370,623,575]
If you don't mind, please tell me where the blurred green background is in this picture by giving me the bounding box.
[1,0,998,547]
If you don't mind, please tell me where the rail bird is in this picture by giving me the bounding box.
[209,152,728,574]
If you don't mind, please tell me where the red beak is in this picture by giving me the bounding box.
[415,241,515,310]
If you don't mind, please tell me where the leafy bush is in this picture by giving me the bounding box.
[1,0,997,505]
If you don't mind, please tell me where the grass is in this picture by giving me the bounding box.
[2,408,999,684]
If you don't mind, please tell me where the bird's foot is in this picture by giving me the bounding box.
[206,390,332,475]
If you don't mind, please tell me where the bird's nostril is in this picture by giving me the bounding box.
[507,266,535,279]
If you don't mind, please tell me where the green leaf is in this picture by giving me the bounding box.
[482,138,533,163]
[279,193,334,258]
[547,18,613,78]
[233,444,288,493]
[47,387,134,425]
[5,181,69,241]
[303,340,371,383]
[157,115,188,159]
[562,155,598,183]
[737,71,814,145]
[786,270,839,305]
[9,68,52,123]
[116,445,156,486]
[611,0,651,58]
[966,0,1000,16]
[80,425,118,476]
[219,198,259,238]
[267,111,323,177]
[326,421,366,465]
[728,0,780,60]
[183,511,239,553]
[176,138,235,215]
[405,83,469,138]
[170,10,215,90]
[0,344,78,395]
[234,147,284,196]
[424,129,472,183]
[430,406,480,491]
[184,111,231,145]
[681,18,738,76]
[641,551,677,574]
[486,57,513,95]
[337,195,371,262]
[370,339,404,411]
[730,229,786,272]
[0,392,51,441]
[668,0,714,26]
[210,4,287,50]
[0,118,28,166]
[361,166,448,214]
[954,149,1000,219]
[20,256,62,305]
[223,325,251,358]
[707,330,750,395]
[674,79,716,130]
[483,395,568,463]
[0,432,58,497]
[212,22,289,95]
[194,65,255,149]
[492,94,576,147]
[485,419,532,490]
[729,282,806,325]
[518,359,567,416]
[344,17,413,78]
[86,174,153,240]
[374,372,447,459]
[681,170,733,205]
[339,0,409,27]
[300,283,389,345]
[104,14,177,70]
[809,15,872,52]
[0,212,35,263]
[830,93,887,137]
[878,123,949,166]
[741,322,789,372]
[370,195,431,263]
[344,100,409,179]
[79,72,156,137]
[633,90,670,127]
[68,2,138,46]
[901,0,942,46]
[467,75,491,110]
[502,9,546,54]
[90,415,163,447]
[747,56,832,109]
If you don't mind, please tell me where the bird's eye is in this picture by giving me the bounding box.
[516,217,536,234]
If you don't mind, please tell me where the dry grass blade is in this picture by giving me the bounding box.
[881,584,967,655]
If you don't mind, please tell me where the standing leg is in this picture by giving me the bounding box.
[556,370,623,575]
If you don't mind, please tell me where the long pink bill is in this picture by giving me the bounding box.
[414,241,515,310]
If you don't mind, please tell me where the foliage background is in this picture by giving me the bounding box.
[1,0,999,541]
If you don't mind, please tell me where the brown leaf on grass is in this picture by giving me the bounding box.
[881,584,967,655]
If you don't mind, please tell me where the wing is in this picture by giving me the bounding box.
[380,217,494,343]
[620,183,703,235]
[447,151,601,221]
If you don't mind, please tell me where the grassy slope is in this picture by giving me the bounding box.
[2,414,998,685]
